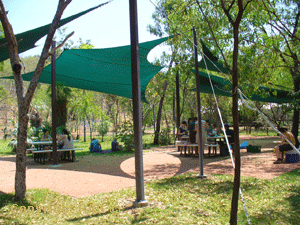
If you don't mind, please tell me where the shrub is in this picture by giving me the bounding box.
[158,127,172,145]
[97,120,110,142]
[116,122,134,151]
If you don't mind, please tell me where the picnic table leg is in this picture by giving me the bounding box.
[71,150,75,162]
[195,146,198,156]
[42,153,46,164]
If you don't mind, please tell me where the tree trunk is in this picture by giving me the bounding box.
[153,105,156,133]
[154,81,168,145]
[0,0,72,200]
[83,119,86,142]
[173,91,176,143]
[176,66,180,129]
[230,2,243,224]
[88,119,92,141]
[292,78,300,147]
[15,109,29,200]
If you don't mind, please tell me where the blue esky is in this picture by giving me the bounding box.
[3,0,167,61]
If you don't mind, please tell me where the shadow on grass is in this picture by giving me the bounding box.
[66,205,134,222]
[0,192,47,224]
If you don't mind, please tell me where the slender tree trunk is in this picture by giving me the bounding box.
[153,105,156,133]
[230,12,242,225]
[15,106,30,200]
[88,119,92,141]
[83,119,86,142]
[176,65,180,129]
[292,78,300,147]
[173,91,176,143]
[154,81,168,145]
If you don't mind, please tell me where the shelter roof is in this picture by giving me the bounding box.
[0,3,109,62]
[191,70,294,103]
[3,37,171,101]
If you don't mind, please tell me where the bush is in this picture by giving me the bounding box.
[158,127,172,145]
[97,120,110,142]
[116,122,134,151]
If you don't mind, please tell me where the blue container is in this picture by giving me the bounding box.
[285,154,300,163]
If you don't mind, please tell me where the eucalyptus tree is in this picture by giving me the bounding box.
[0,0,74,200]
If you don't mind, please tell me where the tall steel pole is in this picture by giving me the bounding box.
[192,27,207,178]
[51,41,58,165]
[129,0,148,207]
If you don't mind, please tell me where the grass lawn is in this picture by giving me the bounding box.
[1,169,300,224]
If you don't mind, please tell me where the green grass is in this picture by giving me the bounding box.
[1,170,300,224]
[0,139,14,156]
[239,128,278,136]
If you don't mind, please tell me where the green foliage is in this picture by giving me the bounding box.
[157,127,172,145]
[0,139,13,155]
[116,121,134,151]
[97,119,110,142]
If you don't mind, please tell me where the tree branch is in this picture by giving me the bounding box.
[0,1,24,104]
[24,0,72,107]
[48,31,74,56]
[220,0,235,25]
[195,0,231,73]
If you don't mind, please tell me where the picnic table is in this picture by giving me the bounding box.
[206,135,227,157]
[27,140,81,164]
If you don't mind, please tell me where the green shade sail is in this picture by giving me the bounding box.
[199,40,229,74]
[191,70,294,103]
[191,40,294,103]
[3,37,171,101]
[0,2,110,62]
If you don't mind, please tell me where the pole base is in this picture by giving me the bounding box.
[133,200,148,208]
[197,174,208,179]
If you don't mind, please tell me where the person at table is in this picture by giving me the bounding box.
[205,120,213,136]
[57,129,75,160]
[41,129,52,141]
[111,138,119,151]
[273,127,296,164]
[177,121,187,140]
[90,139,102,153]
[188,117,196,143]
[41,129,52,150]
[224,124,234,145]
[216,124,234,156]
[211,123,218,136]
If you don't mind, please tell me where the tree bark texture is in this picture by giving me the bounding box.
[154,81,168,145]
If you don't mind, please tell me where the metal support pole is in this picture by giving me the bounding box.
[192,27,207,179]
[51,41,58,165]
[129,0,148,207]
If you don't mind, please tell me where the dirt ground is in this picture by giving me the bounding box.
[1,136,300,198]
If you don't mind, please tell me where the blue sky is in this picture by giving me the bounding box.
[3,0,167,60]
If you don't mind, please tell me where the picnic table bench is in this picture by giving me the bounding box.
[28,148,83,164]
[177,141,222,157]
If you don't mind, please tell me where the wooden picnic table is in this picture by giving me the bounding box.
[27,140,80,164]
